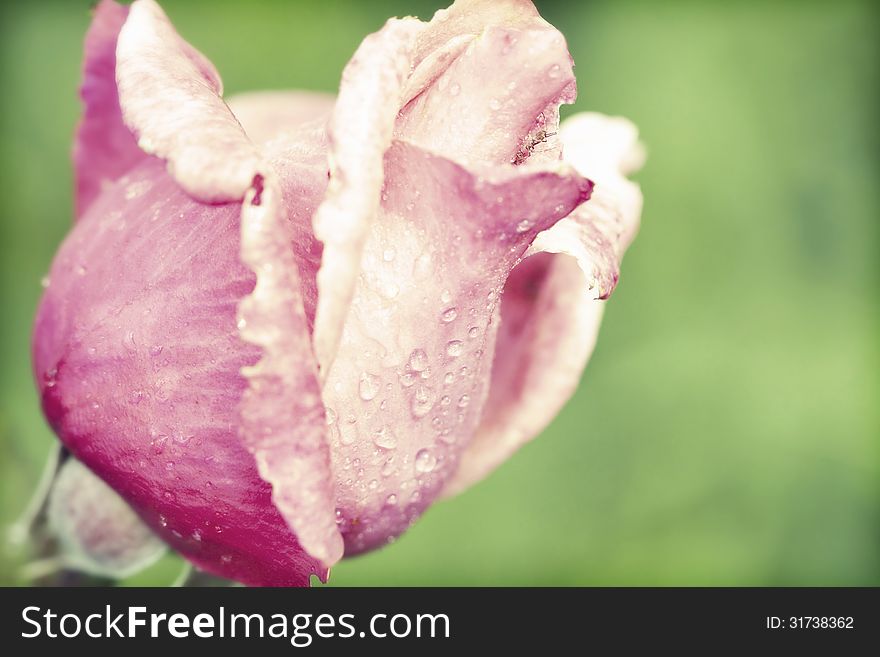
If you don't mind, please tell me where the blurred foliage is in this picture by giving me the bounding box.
[0,0,877,586]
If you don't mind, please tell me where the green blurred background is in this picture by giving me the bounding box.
[0,0,877,586]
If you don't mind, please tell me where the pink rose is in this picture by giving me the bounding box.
[32,0,643,585]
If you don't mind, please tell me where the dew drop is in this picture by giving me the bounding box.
[414,449,437,473]
[411,386,432,418]
[446,340,463,357]
[408,349,429,371]
[516,219,532,233]
[373,427,398,450]
[458,394,471,408]
[440,289,452,304]
[548,63,561,78]
[325,407,337,425]
[441,307,458,323]
[449,82,461,96]
[358,372,380,401]
[444,371,455,384]
[440,395,451,406]
[400,371,416,388]
[339,418,358,446]
[383,248,396,262]
[468,326,480,339]
[438,429,456,445]
[385,493,398,505]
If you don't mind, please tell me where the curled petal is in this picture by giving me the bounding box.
[33,159,325,586]
[73,0,144,218]
[311,17,424,377]
[48,458,165,578]
[396,24,575,166]
[322,141,592,553]
[445,113,644,495]
[116,0,261,202]
[237,171,344,568]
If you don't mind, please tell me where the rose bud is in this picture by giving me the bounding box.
[32,0,643,586]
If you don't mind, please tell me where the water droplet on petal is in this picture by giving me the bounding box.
[458,394,471,408]
[408,349,429,371]
[516,219,532,233]
[325,407,337,425]
[438,429,456,445]
[358,372,380,401]
[440,289,452,304]
[444,371,455,384]
[339,417,358,446]
[386,493,398,505]
[441,307,458,323]
[468,326,480,339]
[383,248,396,262]
[449,82,461,96]
[446,340,463,357]
[548,63,561,78]
[373,427,398,450]
[411,386,432,418]
[414,449,437,473]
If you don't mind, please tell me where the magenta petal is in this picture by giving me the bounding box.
[73,0,144,219]
[33,160,326,586]
[445,113,644,495]
[115,0,261,202]
[322,141,592,553]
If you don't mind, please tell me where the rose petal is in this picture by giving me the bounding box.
[444,113,644,495]
[226,91,334,146]
[237,168,344,568]
[48,458,166,578]
[34,159,326,586]
[411,0,548,67]
[322,141,593,553]
[116,0,262,202]
[396,24,575,166]
[73,0,144,218]
[311,17,424,377]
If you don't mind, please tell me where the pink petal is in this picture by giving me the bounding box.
[396,24,575,166]
[445,113,644,495]
[311,17,424,376]
[73,0,144,219]
[411,0,547,67]
[34,159,326,586]
[48,458,165,578]
[115,0,261,202]
[237,167,344,567]
[226,91,334,146]
[322,141,593,553]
